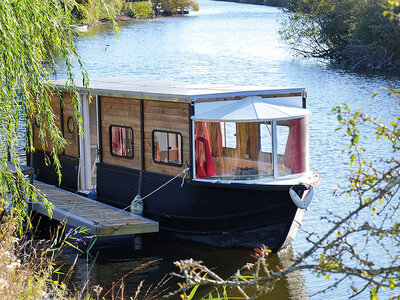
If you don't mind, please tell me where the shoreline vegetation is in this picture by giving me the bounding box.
[72,0,199,26]
[218,0,400,72]
[279,0,400,71]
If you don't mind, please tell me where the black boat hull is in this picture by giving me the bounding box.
[97,163,307,251]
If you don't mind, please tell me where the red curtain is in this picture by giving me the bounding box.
[121,128,126,156]
[195,122,217,178]
[112,127,121,155]
[283,119,306,173]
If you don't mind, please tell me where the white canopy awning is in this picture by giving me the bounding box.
[192,96,311,122]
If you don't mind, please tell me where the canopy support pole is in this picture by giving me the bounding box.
[272,121,278,179]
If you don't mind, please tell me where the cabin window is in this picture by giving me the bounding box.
[153,130,183,166]
[277,123,290,155]
[67,117,75,133]
[259,122,272,153]
[278,118,307,175]
[194,118,308,180]
[109,125,134,158]
[221,122,237,149]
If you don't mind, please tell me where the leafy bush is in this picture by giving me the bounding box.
[124,2,154,18]
[280,0,400,70]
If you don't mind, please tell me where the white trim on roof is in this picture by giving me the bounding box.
[191,96,310,122]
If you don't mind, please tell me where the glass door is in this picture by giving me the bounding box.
[79,95,99,192]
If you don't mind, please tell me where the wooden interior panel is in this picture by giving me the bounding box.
[101,96,141,169]
[213,156,291,176]
[62,93,80,158]
[213,157,273,175]
[144,100,189,176]
[218,123,260,160]
[249,123,260,159]
[33,92,62,153]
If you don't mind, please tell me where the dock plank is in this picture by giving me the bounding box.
[31,181,158,236]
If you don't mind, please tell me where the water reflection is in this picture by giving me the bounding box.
[58,233,309,299]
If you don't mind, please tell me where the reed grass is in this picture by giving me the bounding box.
[0,211,64,299]
[0,207,170,299]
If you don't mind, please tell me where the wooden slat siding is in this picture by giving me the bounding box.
[33,92,62,153]
[101,96,141,169]
[62,93,80,158]
[144,100,190,176]
[32,181,158,236]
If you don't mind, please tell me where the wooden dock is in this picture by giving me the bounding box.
[31,181,158,237]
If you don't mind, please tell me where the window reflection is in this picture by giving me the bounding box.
[153,130,182,166]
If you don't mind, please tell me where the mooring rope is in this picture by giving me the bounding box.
[140,167,189,201]
[105,167,190,218]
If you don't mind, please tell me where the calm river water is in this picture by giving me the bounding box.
[55,0,400,298]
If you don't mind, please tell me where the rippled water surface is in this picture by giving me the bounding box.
[56,1,400,298]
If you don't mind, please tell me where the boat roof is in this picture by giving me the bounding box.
[192,96,310,122]
[52,77,305,103]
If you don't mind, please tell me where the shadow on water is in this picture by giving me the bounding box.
[53,231,309,299]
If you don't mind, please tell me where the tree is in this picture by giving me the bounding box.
[279,0,400,70]
[0,1,115,298]
[0,0,115,228]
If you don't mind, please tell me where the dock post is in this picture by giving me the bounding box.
[134,235,142,250]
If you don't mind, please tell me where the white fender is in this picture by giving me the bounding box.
[130,194,143,216]
[289,186,314,209]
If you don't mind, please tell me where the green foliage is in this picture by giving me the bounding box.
[124,2,154,18]
[0,0,95,228]
[0,213,93,299]
[73,0,127,23]
[280,0,400,70]
[156,0,199,15]
[382,0,400,21]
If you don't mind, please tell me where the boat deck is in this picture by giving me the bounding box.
[31,181,158,237]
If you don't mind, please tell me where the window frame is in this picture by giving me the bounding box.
[67,116,75,133]
[109,125,134,159]
[152,129,183,167]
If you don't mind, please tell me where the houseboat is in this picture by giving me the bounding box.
[31,77,321,251]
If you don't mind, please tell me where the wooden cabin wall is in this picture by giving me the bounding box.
[33,92,80,158]
[144,100,189,176]
[101,96,141,169]
[61,93,80,158]
[33,92,62,153]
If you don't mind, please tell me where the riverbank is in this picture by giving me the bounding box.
[73,0,198,26]
[216,0,289,8]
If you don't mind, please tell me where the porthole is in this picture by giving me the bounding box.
[67,117,75,133]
